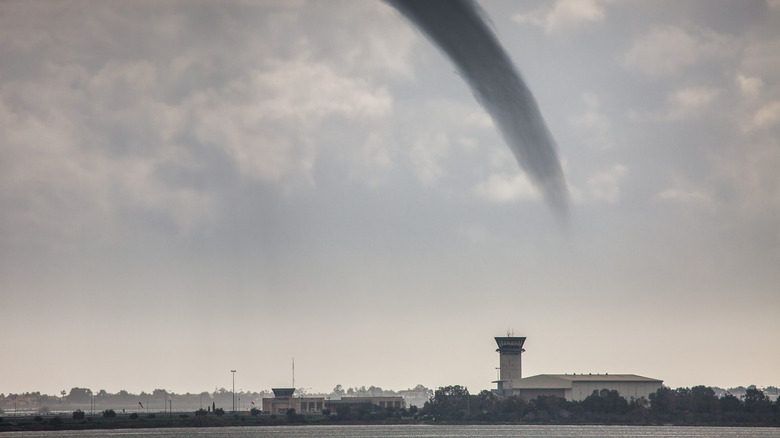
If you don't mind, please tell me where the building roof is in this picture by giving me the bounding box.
[514,374,662,389]
[271,388,296,397]
[495,336,526,352]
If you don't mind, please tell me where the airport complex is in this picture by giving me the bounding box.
[259,334,663,412]
[492,336,663,401]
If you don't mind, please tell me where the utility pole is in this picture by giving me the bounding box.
[231,370,237,413]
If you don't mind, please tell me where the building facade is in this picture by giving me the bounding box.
[261,388,324,414]
[510,374,663,402]
[325,396,404,413]
[261,388,403,414]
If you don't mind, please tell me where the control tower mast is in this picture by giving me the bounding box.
[493,336,526,396]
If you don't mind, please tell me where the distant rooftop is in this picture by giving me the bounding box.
[271,388,295,397]
[514,374,662,389]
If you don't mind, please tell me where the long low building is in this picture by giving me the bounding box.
[325,397,404,413]
[261,388,404,415]
[510,374,663,402]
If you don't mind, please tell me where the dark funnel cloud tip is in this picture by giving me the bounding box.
[387,0,569,218]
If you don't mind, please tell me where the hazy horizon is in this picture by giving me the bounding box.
[1,0,779,397]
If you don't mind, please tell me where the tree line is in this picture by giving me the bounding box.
[4,384,779,426]
[0,387,269,414]
[420,385,780,426]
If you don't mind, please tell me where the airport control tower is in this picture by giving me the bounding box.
[493,336,526,396]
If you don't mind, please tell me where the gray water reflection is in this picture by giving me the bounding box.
[5,425,780,437]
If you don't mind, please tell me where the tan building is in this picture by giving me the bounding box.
[510,374,663,402]
[261,388,324,415]
[261,389,404,415]
[397,387,433,408]
[325,396,405,413]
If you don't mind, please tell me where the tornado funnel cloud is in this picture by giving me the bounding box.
[388,0,569,216]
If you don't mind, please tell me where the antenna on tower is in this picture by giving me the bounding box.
[507,328,514,337]
[292,357,295,388]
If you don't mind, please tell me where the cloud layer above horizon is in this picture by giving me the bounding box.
[1,0,779,395]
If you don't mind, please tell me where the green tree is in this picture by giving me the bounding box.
[690,386,717,414]
[627,397,649,423]
[719,393,741,413]
[743,387,770,413]
[286,408,305,423]
[497,395,527,422]
[426,385,470,420]
[67,387,92,403]
[529,395,568,421]
[649,386,675,419]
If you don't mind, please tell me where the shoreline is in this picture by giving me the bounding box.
[2,412,778,433]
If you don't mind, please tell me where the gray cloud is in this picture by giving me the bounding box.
[1,0,779,395]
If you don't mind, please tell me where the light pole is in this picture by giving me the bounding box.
[231,370,236,413]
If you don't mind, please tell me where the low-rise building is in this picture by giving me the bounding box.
[397,387,433,408]
[510,374,663,402]
[261,388,324,415]
[325,396,404,413]
[261,389,404,414]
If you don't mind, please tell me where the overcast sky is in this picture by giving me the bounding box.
[2,0,779,397]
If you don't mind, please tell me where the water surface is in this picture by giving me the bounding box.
[5,424,780,437]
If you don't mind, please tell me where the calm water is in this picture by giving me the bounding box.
[4,425,780,437]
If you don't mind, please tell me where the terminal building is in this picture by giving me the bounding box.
[261,388,404,415]
[492,336,662,401]
[261,388,325,415]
